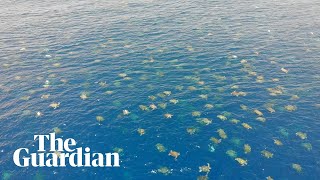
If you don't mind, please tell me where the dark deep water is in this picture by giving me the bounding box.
[0,0,320,179]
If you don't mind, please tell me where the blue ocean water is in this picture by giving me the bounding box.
[0,0,320,179]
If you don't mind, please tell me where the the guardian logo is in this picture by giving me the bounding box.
[13,133,120,167]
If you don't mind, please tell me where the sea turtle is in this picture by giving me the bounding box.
[231,91,247,96]
[231,85,239,89]
[187,127,198,135]
[148,95,157,101]
[192,111,201,117]
[226,150,237,158]
[53,63,61,67]
[217,129,227,139]
[266,86,284,96]
[296,132,307,139]
[98,81,107,87]
[257,76,264,80]
[292,163,302,173]
[266,176,274,180]
[158,103,167,109]
[210,137,222,144]
[96,116,105,123]
[284,105,297,112]
[240,104,248,111]
[204,104,214,109]
[242,123,252,130]
[217,115,227,121]
[256,117,266,122]
[230,119,240,124]
[54,151,61,157]
[199,94,208,99]
[113,147,124,154]
[50,102,60,109]
[175,85,184,91]
[248,71,257,76]
[21,96,31,101]
[105,91,114,95]
[123,109,130,115]
[139,105,149,111]
[155,143,166,152]
[266,107,275,113]
[261,150,273,158]
[273,139,283,146]
[149,104,157,110]
[199,163,211,174]
[137,128,145,136]
[53,127,62,134]
[41,94,50,99]
[80,92,88,100]
[163,91,171,96]
[235,158,247,166]
[244,144,251,154]
[168,150,180,160]
[290,95,300,100]
[123,77,131,80]
[157,167,172,175]
[188,86,197,91]
[281,67,289,73]
[164,113,173,119]
[169,99,179,104]
[118,73,127,78]
[197,176,209,180]
[157,93,166,98]
[253,109,263,116]
[301,143,312,151]
[240,59,247,64]
[197,118,212,125]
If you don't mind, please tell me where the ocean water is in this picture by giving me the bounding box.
[0,0,320,179]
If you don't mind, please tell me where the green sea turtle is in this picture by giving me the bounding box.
[96,116,105,123]
[261,150,273,158]
[253,109,263,116]
[204,104,214,109]
[273,139,283,146]
[210,137,222,144]
[296,132,307,139]
[226,150,237,158]
[192,111,201,117]
[187,127,198,135]
[244,144,251,154]
[149,104,157,110]
[235,158,247,166]
[168,150,180,160]
[155,143,166,152]
[242,123,252,130]
[292,163,302,173]
[50,102,60,109]
[157,167,172,175]
[197,118,212,125]
[139,105,149,111]
[164,113,173,119]
[217,129,227,139]
[53,127,62,134]
[217,115,227,121]
[169,99,179,104]
[137,128,145,136]
[284,105,297,112]
[199,163,211,174]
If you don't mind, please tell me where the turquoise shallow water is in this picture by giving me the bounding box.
[0,0,320,179]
